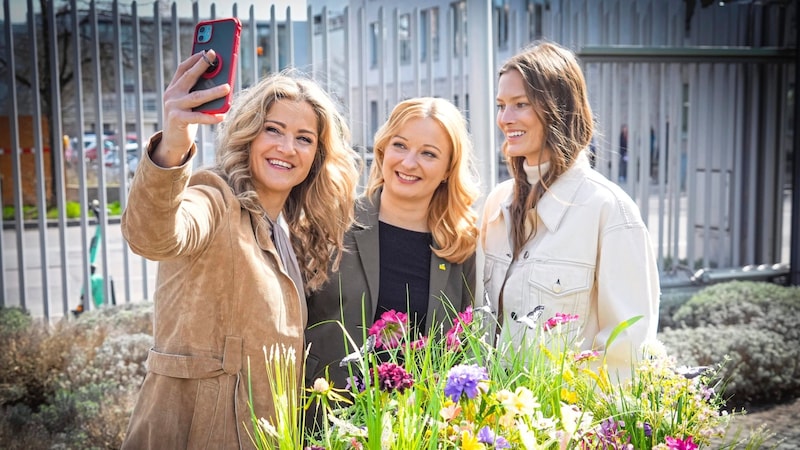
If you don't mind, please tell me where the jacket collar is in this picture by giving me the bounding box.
[498,151,590,233]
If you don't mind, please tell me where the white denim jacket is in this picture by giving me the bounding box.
[480,152,660,379]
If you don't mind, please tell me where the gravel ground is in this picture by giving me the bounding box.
[711,397,800,449]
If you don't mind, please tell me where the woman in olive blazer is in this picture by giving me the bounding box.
[305,97,481,396]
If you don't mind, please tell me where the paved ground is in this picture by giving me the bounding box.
[713,397,800,449]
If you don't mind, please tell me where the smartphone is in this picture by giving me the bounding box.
[190,17,242,114]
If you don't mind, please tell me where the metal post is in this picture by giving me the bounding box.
[790,18,800,286]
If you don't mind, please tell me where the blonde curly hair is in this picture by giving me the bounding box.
[366,97,480,264]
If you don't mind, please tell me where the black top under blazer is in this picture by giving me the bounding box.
[304,189,477,390]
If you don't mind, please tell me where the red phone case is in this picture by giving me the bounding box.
[190,18,242,114]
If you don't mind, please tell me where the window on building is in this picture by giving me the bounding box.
[528,0,545,41]
[370,22,380,68]
[370,100,379,139]
[399,14,411,65]
[450,1,467,58]
[494,0,509,50]
[420,8,440,62]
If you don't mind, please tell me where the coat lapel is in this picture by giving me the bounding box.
[353,193,381,318]
[426,252,452,332]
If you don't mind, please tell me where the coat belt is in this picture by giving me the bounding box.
[146,335,244,379]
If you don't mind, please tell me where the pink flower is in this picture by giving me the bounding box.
[574,350,600,363]
[544,312,580,331]
[444,306,474,351]
[375,362,414,393]
[665,436,698,450]
[368,310,408,349]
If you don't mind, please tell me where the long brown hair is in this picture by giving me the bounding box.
[499,41,594,258]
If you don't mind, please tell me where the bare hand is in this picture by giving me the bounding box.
[152,50,231,167]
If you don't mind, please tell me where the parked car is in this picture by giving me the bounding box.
[70,133,118,164]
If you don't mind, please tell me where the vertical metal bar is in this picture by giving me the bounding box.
[271,5,279,75]
[4,0,25,308]
[393,8,400,105]
[791,19,800,285]
[359,5,369,187]
[134,0,147,299]
[731,64,744,265]
[425,8,433,97]
[47,0,70,316]
[467,0,495,196]
[656,62,667,268]
[322,6,330,91]
[248,8,257,84]
[232,3,241,93]
[89,0,112,308]
[701,63,713,268]
[378,6,386,122]
[29,0,53,317]
[170,2,180,77]
[446,6,453,103]
[306,5,313,78]
[344,5,352,140]
[286,6,295,70]
[112,0,131,303]
[669,63,682,267]
[744,64,759,264]
[686,63,698,268]
[762,63,779,262]
[412,8,420,97]
[70,0,91,315]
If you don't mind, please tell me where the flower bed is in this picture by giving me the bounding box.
[251,306,768,449]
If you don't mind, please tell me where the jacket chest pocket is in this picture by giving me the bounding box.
[527,262,594,321]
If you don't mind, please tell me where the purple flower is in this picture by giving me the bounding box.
[368,310,408,349]
[375,363,414,393]
[665,436,698,450]
[477,426,511,449]
[593,418,631,446]
[643,422,652,438]
[444,364,489,402]
[345,375,365,393]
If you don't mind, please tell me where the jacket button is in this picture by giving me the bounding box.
[553,280,562,293]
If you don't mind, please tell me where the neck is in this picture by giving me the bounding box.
[378,191,430,232]
[259,193,287,222]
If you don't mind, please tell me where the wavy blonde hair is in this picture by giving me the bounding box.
[213,70,360,292]
[499,41,594,258]
[366,97,480,264]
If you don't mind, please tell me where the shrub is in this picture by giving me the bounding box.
[0,307,33,335]
[659,281,800,408]
[0,302,153,448]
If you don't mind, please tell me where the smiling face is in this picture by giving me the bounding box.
[250,98,319,218]
[380,117,452,208]
[496,69,550,165]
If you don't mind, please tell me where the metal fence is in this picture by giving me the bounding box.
[0,0,797,321]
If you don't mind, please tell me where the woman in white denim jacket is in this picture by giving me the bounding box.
[481,41,660,381]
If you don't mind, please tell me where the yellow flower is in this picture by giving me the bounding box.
[560,387,578,404]
[460,430,486,450]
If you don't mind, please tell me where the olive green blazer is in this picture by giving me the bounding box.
[304,189,476,390]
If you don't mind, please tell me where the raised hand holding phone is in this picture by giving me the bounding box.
[190,17,241,114]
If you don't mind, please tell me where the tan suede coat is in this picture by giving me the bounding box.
[121,134,306,449]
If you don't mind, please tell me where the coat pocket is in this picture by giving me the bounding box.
[186,378,221,449]
[527,261,593,321]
